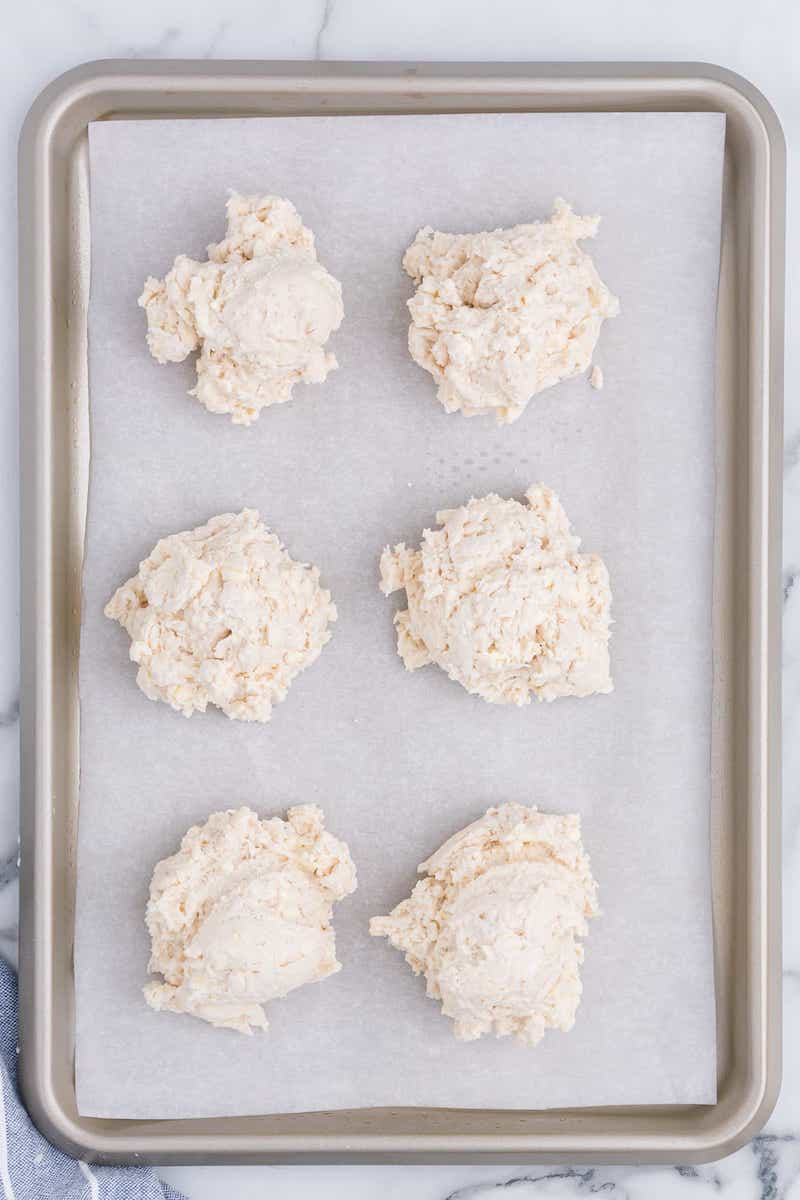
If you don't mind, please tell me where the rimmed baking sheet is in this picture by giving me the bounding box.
[18,62,783,1163]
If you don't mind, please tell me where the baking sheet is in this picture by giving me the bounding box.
[77,111,724,1119]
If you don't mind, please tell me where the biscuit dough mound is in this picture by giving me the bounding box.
[403,199,619,424]
[145,805,357,1034]
[380,484,612,705]
[140,193,344,424]
[370,803,598,1045]
[105,509,336,722]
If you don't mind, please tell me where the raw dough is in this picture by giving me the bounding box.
[105,509,336,721]
[380,484,612,705]
[403,198,619,424]
[139,193,344,424]
[370,803,598,1045]
[145,805,357,1034]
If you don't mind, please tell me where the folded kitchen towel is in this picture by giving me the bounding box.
[0,957,186,1199]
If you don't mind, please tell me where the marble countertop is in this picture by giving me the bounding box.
[3,1,797,1196]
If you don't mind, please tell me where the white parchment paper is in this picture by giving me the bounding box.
[77,112,724,1119]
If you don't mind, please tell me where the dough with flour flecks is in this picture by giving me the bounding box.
[145,805,356,1034]
[380,484,612,705]
[403,198,619,423]
[105,509,336,722]
[370,803,598,1045]
[140,193,343,424]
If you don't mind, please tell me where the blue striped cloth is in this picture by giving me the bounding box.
[0,958,186,1200]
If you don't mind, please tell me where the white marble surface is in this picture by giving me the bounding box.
[2,1,798,1196]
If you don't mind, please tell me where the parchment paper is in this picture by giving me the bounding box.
[77,112,724,1119]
